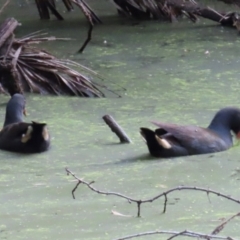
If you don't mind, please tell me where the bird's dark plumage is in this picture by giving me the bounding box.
[0,94,50,153]
[140,107,240,158]
[3,93,26,127]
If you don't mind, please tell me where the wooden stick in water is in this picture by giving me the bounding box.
[102,115,132,143]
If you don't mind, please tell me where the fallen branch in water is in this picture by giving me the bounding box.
[113,229,238,240]
[65,168,240,217]
[102,115,132,143]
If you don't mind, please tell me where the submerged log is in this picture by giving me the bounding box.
[103,115,132,144]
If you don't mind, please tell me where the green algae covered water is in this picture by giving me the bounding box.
[0,1,240,239]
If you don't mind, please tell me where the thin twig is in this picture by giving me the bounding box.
[211,211,240,235]
[65,168,240,217]
[166,230,188,240]
[78,23,93,53]
[113,230,238,240]
[0,0,10,14]
[72,181,81,199]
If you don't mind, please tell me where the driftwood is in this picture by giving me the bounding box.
[102,115,132,143]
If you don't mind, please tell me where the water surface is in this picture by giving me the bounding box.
[1,1,240,239]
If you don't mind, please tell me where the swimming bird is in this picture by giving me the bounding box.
[0,94,50,153]
[140,107,240,157]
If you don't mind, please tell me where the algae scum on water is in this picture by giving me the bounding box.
[0,1,240,240]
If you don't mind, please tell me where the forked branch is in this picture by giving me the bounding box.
[113,229,238,240]
[65,168,240,217]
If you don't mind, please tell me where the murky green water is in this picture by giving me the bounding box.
[1,1,240,239]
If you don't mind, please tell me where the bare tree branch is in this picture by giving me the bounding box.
[65,168,240,217]
[211,212,240,235]
[112,229,238,240]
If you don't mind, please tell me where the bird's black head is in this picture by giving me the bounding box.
[228,108,240,138]
[208,107,240,139]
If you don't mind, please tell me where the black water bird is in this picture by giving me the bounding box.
[140,107,240,157]
[0,94,50,153]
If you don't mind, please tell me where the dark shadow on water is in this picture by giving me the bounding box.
[81,153,167,170]
[115,153,169,164]
[0,149,50,160]
[103,142,124,146]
